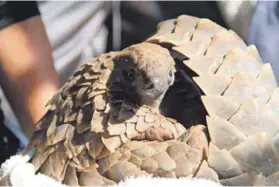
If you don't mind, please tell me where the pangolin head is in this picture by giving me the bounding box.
[113,42,176,106]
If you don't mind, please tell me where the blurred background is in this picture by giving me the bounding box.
[0,0,278,163]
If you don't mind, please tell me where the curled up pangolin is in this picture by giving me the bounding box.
[2,14,279,186]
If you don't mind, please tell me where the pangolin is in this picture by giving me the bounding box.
[3,14,279,187]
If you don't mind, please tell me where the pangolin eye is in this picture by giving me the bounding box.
[124,69,135,82]
[169,70,173,77]
[128,71,134,78]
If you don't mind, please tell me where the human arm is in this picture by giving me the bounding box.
[0,1,60,139]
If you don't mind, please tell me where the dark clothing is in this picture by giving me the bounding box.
[0,1,40,30]
[0,108,20,164]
